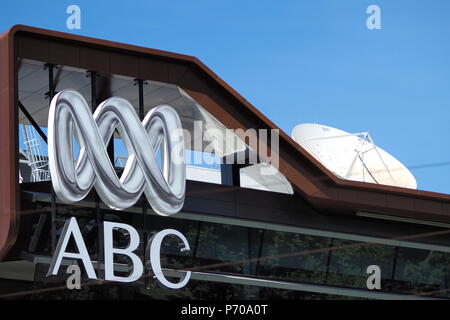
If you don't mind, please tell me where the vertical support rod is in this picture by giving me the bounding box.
[324,238,334,284]
[137,79,148,286]
[255,230,265,277]
[221,154,241,187]
[247,228,252,275]
[192,221,201,259]
[138,80,145,120]
[391,246,399,281]
[47,64,56,253]
[89,71,103,278]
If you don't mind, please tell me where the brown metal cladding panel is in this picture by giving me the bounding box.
[413,198,443,216]
[235,188,299,211]
[109,51,139,78]
[138,56,170,83]
[219,116,264,148]
[48,39,80,67]
[79,46,109,73]
[278,158,327,198]
[178,69,238,123]
[442,202,450,219]
[386,194,415,212]
[168,62,189,84]
[236,130,261,151]
[337,188,386,207]
[176,67,211,94]
[183,197,236,217]
[0,28,19,260]
[185,181,236,203]
[182,86,233,128]
[236,204,300,226]
[16,34,49,62]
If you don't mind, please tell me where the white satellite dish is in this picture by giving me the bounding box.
[291,123,417,189]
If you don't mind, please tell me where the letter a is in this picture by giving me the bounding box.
[66,265,81,289]
[66,5,81,30]
[366,5,381,30]
[366,265,381,290]
[47,217,97,279]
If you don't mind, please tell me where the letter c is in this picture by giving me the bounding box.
[147,229,191,289]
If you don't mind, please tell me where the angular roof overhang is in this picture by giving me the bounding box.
[1,25,450,259]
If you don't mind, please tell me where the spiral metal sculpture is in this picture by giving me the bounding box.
[47,89,185,215]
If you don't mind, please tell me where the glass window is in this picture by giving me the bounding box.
[393,247,450,297]
[194,222,262,276]
[327,239,395,289]
[258,230,330,284]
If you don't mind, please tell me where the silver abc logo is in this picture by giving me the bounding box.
[48,89,186,215]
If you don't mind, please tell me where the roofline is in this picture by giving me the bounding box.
[2,24,450,224]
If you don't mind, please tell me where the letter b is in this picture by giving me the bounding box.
[104,221,143,283]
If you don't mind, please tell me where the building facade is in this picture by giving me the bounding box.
[1,25,450,300]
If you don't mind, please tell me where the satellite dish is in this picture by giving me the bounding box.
[291,123,417,189]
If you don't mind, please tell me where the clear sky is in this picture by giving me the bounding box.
[2,0,450,194]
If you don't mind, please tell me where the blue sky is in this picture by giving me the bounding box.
[2,0,450,194]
